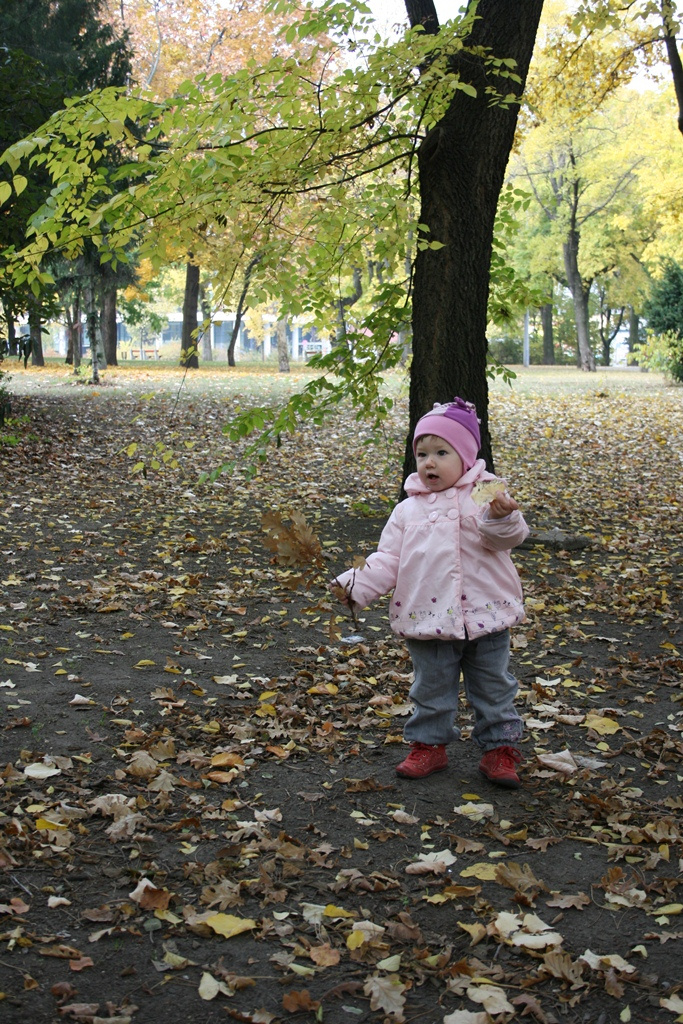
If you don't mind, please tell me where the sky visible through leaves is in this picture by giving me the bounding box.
[0,364,681,1024]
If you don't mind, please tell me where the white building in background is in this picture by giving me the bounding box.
[152,311,328,361]
[43,311,329,361]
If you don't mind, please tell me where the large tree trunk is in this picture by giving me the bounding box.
[28,305,44,366]
[405,0,544,479]
[101,286,118,366]
[540,299,555,365]
[181,262,200,368]
[563,229,595,371]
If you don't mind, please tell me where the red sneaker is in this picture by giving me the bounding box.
[396,743,448,779]
[479,746,522,789]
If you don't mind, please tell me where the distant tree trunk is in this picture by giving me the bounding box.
[84,283,105,383]
[73,305,82,372]
[335,267,363,348]
[563,228,595,371]
[199,283,213,362]
[29,305,44,366]
[101,286,118,365]
[540,301,555,365]
[6,308,17,356]
[276,318,290,373]
[628,305,640,362]
[405,0,544,481]
[228,253,262,367]
[181,262,200,368]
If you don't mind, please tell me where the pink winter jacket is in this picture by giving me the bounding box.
[334,460,529,641]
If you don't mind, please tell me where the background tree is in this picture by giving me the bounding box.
[0,0,131,366]
[1,0,545,470]
[405,0,544,473]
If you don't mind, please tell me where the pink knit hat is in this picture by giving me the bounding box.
[412,397,481,470]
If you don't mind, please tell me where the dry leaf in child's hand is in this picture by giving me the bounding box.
[330,583,348,603]
[471,478,507,505]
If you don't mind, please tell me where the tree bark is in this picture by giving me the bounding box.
[540,301,555,364]
[563,228,595,371]
[276,317,290,373]
[101,286,118,365]
[181,262,200,368]
[405,0,544,480]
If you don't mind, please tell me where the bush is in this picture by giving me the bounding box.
[640,260,683,381]
[629,330,683,382]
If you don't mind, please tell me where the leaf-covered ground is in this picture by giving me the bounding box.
[0,364,681,1024]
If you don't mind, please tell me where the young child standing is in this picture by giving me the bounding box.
[332,397,529,788]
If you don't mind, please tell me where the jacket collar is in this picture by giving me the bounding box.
[404,459,487,497]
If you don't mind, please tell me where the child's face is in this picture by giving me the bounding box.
[415,434,464,491]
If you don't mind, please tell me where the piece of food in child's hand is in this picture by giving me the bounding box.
[471,478,507,505]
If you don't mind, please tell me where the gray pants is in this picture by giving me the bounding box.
[404,630,523,752]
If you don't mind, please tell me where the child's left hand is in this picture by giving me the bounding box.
[488,492,520,519]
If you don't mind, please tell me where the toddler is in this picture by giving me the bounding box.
[332,397,528,788]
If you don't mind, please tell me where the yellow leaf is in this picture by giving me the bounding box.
[198,972,220,1001]
[376,954,401,971]
[35,818,67,831]
[656,903,682,915]
[346,930,366,950]
[204,913,256,938]
[323,904,355,918]
[582,713,622,735]
[254,703,277,717]
[290,963,316,976]
[460,862,498,880]
[457,921,487,944]
[134,659,156,668]
[154,909,182,924]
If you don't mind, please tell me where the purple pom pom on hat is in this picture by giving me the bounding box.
[412,396,481,470]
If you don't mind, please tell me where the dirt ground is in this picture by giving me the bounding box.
[0,365,681,1024]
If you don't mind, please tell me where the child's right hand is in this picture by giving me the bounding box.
[488,492,520,519]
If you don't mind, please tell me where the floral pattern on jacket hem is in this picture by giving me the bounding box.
[333,460,529,641]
